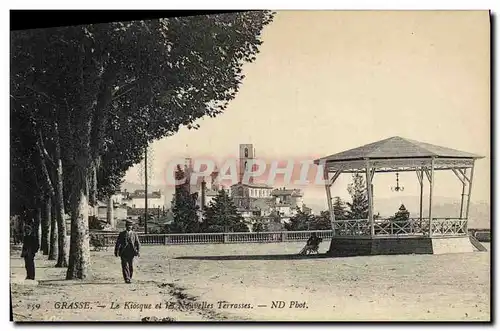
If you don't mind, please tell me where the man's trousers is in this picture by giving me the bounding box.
[24,255,35,280]
[120,256,134,282]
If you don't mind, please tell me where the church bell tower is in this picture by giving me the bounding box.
[239,144,255,184]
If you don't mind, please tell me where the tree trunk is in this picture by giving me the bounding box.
[66,175,90,280]
[41,196,50,255]
[49,198,58,260]
[54,126,68,268]
[107,196,114,229]
[90,164,98,206]
[35,206,42,247]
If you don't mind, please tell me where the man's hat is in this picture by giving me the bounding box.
[125,219,135,226]
[24,224,33,234]
[24,218,34,229]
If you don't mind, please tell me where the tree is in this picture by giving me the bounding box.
[10,11,275,279]
[285,208,313,231]
[251,216,268,232]
[41,196,51,255]
[311,211,331,230]
[10,95,59,259]
[332,196,348,220]
[48,201,58,260]
[267,211,286,232]
[202,189,247,233]
[346,174,369,220]
[391,204,410,222]
[169,166,200,233]
[232,221,250,233]
[252,222,267,232]
[11,29,73,269]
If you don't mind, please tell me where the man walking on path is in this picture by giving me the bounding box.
[114,220,141,283]
[21,219,39,280]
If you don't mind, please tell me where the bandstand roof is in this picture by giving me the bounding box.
[314,136,483,172]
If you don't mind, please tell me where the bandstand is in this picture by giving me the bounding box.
[314,136,484,256]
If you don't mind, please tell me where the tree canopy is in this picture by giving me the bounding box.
[332,196,348,220]
[346,174,369,220]
[202,189,248,232]
[391,204,410,222]
[169,166,201,233]
[285,208,313,231]
[10,11,275,278]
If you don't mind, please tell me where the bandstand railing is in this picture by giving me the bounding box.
[91,230,334,246]
[373,218,428,236]
[430,218,467,236]
[333,219,371,236]
[332,218,468,238]
[89,219,469,248]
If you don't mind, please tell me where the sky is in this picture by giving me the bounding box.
[125,10,490,207]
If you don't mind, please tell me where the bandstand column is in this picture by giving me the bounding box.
[428,158,435,237]
[323,166,336,236]
[452,167,467,220]
[416,168,424,222]
[465,161,476,221]
[459,169,467,219]
[365,160,374,237]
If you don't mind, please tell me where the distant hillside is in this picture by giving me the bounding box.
[304,196,490,229]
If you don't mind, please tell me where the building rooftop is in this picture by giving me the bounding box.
[271,188,303,197]
[231,183,273,189]
[315,136,483,163]
[205,189,220,197]
[123,190,163,199]
[250,198,274,210]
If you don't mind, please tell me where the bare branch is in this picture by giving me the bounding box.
[36,130,56,198]
[25,84,51,100]
[111,79,140,99]
[111,85,137,101]
[38,130,56,166]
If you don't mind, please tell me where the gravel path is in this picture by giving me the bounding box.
[11,241,490,321]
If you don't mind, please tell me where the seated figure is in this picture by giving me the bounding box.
[298,233,323,255]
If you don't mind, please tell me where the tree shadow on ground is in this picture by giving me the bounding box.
[175,251,380,260]
[37,280,121,286]
[11,265,61,269]
[37,279,160,286]
[175,253,332,261]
